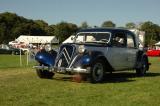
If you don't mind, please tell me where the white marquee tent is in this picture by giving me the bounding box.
[16,35,59,44]
[155,41,160,46]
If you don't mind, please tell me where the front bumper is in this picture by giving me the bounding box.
[33,66,90,74]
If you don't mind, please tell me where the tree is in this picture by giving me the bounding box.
[0,12,20,43]
[80,21,89,29]
[0,23,6,43]
[101,21,116,28]
[48,25,55,36]
[125,22,136,29]
[35,20,49,35]
[0,12,52,43]
[140,21,160,46]
[54,22,78,43]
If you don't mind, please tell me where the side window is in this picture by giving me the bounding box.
[86,34,96,42]
[112,32,126,47]
[127,33,135,48]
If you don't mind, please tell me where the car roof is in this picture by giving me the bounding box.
[78,28,131,33]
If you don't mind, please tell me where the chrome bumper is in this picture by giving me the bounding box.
[33,66,90,74]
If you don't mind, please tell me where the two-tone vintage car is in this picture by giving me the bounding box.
[33,28,150,83]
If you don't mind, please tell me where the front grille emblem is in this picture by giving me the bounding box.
[62,48,71,64]
[56,46,74,67]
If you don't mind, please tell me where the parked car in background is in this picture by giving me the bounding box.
[147,49,160,56]
[34,28,150,83]
[0,44,24,55]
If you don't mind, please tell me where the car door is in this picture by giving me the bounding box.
[126,31,138,69]
[106,31,129,70]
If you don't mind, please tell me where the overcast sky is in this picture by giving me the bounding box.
[0,0,160,27]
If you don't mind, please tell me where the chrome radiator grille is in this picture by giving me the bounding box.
[55,44,75,67]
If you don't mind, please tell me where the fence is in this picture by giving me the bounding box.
[0,52,36,69]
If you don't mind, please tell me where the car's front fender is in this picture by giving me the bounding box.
[35,50,57,66]
[71,51,104,68]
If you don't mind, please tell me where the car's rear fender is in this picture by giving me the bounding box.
[137,50,150,70]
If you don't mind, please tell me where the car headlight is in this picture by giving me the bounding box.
[45,44,51,51]
[78,45,85,54]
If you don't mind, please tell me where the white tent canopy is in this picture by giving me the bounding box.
[16,35,59,44]
[155,41,160,46]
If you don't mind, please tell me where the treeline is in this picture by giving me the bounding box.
[0,12,160,45]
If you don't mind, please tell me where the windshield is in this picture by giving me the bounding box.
[75,32,111,43]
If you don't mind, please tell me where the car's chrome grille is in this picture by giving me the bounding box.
[55,44,75,67]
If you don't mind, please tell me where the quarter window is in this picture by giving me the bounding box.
[127,34,135,48]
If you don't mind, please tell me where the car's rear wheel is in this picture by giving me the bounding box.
[136,57,148,76]
[36,64,54,79]
[89,60,105,83]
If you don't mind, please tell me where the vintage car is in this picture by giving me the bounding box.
[0,44,24,55]
[34,28,150,83]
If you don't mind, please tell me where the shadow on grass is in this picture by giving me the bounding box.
[52,72,160,83]
[103,72,160,83]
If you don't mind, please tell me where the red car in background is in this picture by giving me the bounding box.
[147,49,160,56]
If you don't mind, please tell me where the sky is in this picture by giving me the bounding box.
[0,0,160,27]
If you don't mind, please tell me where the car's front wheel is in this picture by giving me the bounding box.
[36,69,54,79]
[36,64,54,79]
[89,60,106,83]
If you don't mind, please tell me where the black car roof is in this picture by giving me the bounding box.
[78,28,131,33]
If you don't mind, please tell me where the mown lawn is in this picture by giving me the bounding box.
[0,55,160,106]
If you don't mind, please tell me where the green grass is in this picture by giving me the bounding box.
[0,55,160,106]
[0,55,35,68]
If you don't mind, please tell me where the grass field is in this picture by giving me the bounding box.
[0,55,160,106]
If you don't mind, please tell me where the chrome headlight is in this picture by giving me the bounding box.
[45,44,51,51]
[78,45,85,54]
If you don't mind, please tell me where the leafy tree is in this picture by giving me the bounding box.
[125,22,136,29]
[0,12,19,43]
[48,25,55,36]
[80,21,89,29]
[0,23,6,43]
[140,21,160,46]
[0,12,52,43]
[35,20,49,35]
[101,21,116,28]
[54,22,78,43]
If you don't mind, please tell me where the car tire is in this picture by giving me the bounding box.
[89,60,106,83]
[36,64,54,79]
[36,69,54,79]
[136,57,148,76]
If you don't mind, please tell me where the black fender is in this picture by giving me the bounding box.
[72,51,113,72]
[136,50,149,70]
[35,49,57,66]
